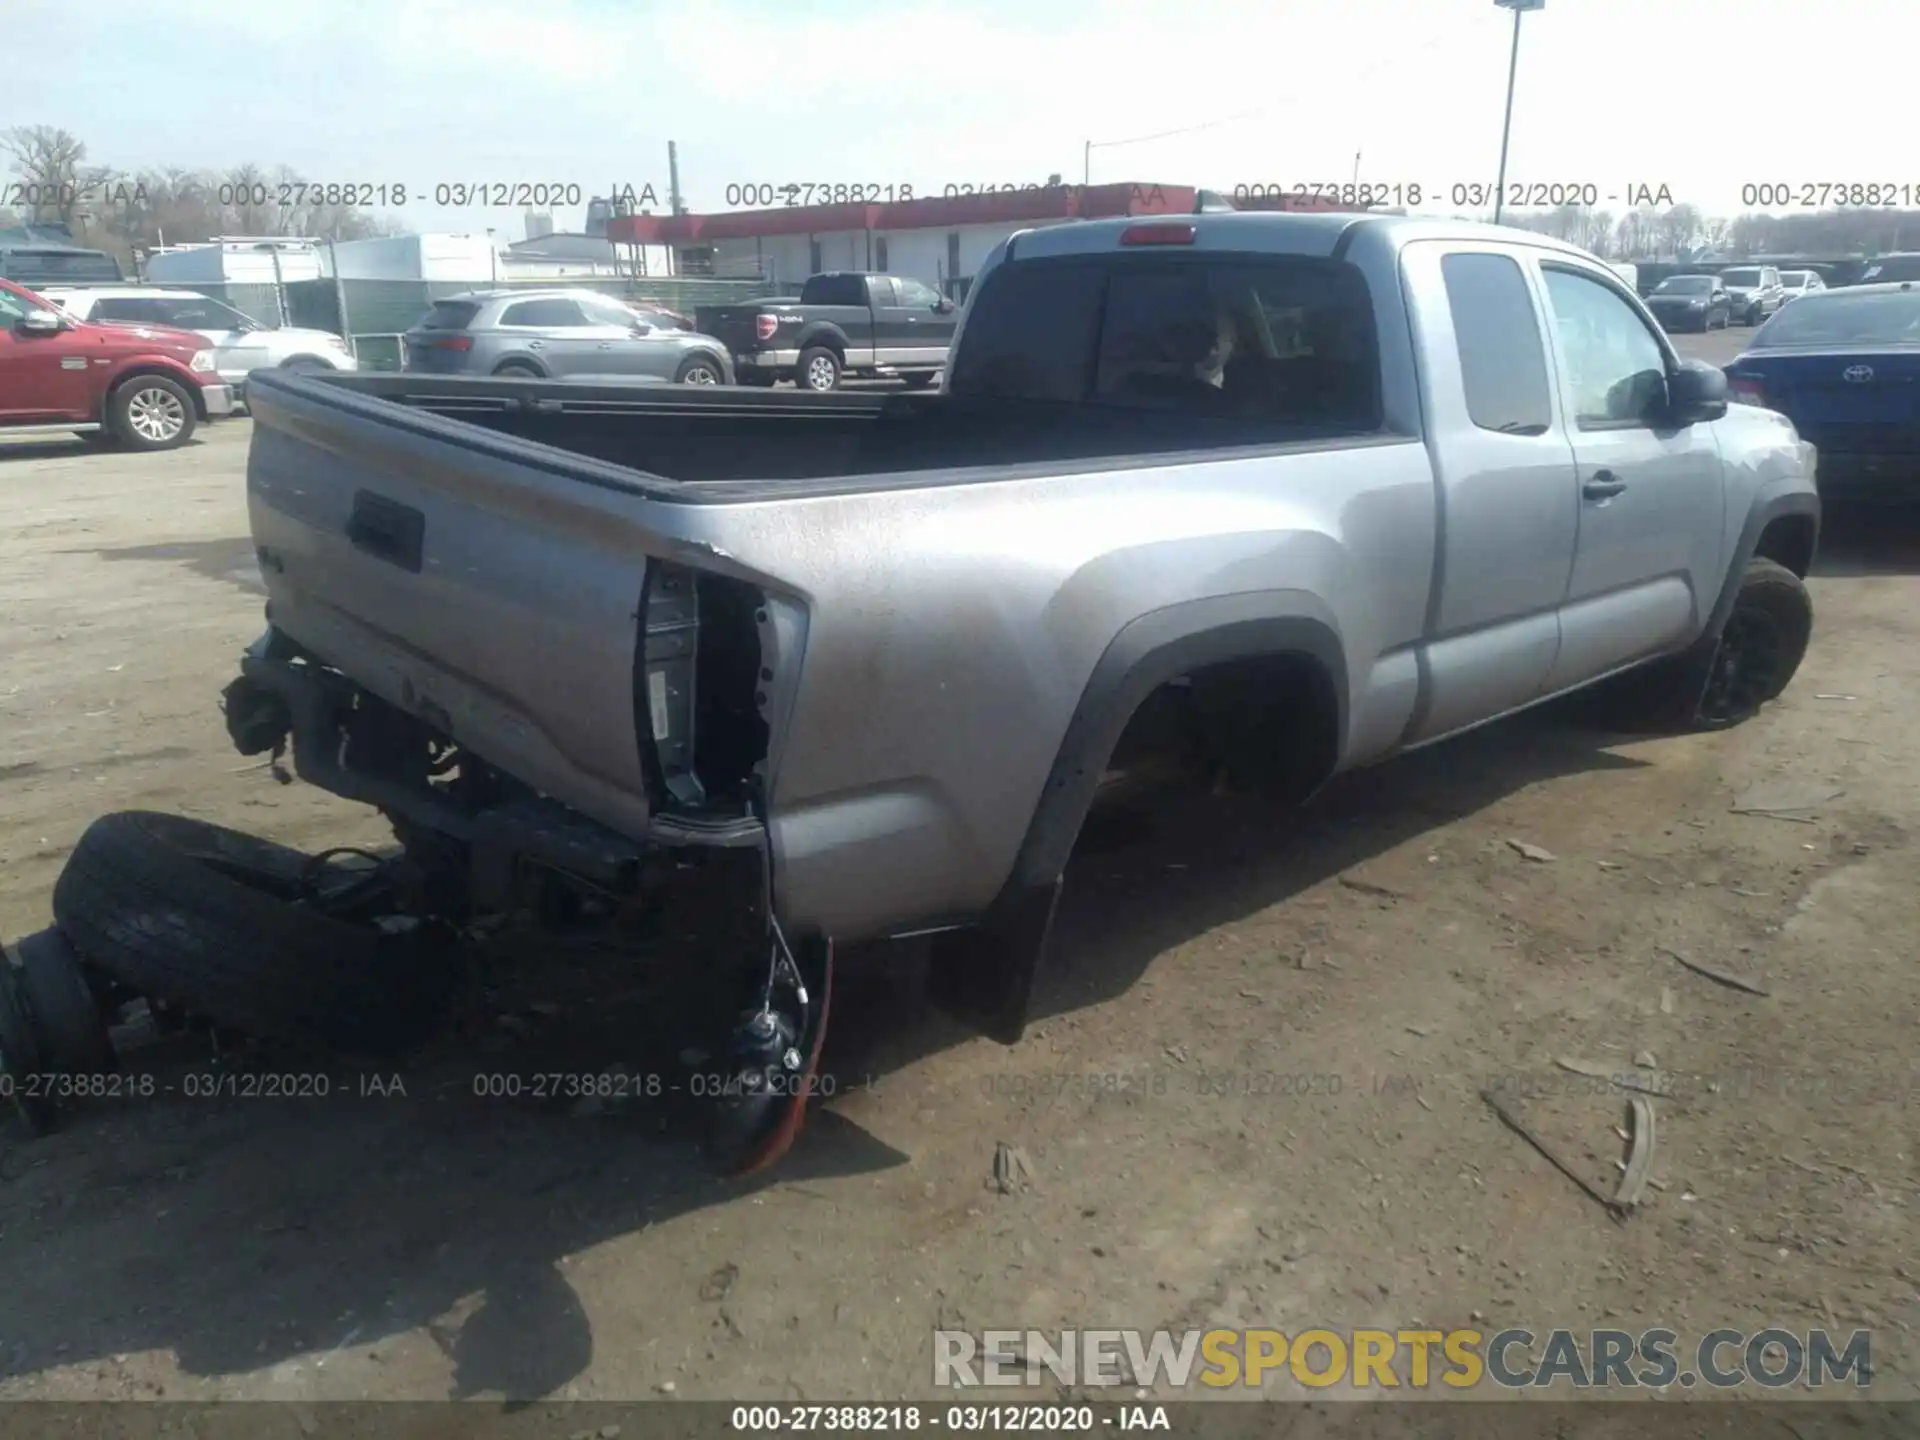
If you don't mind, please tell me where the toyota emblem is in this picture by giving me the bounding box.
[1843,364,1875,383]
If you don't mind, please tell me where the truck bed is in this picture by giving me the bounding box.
[269,371,1384,500]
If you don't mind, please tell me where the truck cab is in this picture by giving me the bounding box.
[696,271,958,391]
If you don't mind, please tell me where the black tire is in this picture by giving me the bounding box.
[52,812,461,1057]
[493,361,543,378]
[15,928,114,1075]
[0,964,52,1137]
[796,346,842,392]
[1688,557,1812,729]
[107,375,197,451]
[674,353,727,385]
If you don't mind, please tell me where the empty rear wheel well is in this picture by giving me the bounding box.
[1096,651,1341,812]
[1754,514,1816,578]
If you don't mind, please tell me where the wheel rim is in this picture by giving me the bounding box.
[806,356,836,390]
[682,364,720,384]
[127,387,186,442]
[1696,605,1788,724]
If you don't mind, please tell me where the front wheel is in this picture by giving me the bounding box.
[107,376,197,451]
[1690,558,1812,729]
[797,346,842,392]
[674,353,726,385]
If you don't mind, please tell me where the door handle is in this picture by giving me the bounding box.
[528,340,546,350]
[1583,471,1629,500]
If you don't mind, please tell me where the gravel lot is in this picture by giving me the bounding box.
[1,375,1916,1406]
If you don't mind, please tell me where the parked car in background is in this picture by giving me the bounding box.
[1727,281,1920,499]
[41,286,358,400]
[1718,266,1786,326]
[1645,275,1732,332]
[696,272,957,391]
[0,243,124,287]
[1853,254,1920,286]
[0,277,234,449]
[1777,270,1827,305]
[401,289,733,384]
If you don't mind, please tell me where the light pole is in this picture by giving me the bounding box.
[1491,0,1543,226]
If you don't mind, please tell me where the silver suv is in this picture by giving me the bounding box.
[401,288,733,384]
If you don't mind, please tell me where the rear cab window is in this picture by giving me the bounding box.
[948,252,1382,435]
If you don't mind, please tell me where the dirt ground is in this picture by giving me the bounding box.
[1,365,1916,1407]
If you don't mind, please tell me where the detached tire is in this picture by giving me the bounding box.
[15,928,114,1075]
[52,812,461,1057]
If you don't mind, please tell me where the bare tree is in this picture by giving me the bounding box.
[1,125,115,229]
[1658,203,1703,258]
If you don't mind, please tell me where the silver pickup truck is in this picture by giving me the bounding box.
[79,211,1824,1170]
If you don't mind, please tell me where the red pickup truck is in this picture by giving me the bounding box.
[0,277,236,450]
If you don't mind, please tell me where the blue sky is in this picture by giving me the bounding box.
[10,0,1912,241]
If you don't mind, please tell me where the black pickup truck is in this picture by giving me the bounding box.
[696,272,958,391]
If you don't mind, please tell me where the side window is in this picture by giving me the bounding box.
[579,296,640,327]
[897,278,942,309]
[1540,266,1669,429]
[1441,253,1552,435]
[94,298,166,324]
[158,301,227,328]
[498,298,588,327]
[866,276,900,306]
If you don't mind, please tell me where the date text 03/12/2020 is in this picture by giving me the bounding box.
[728,1404,1169,1432]
[1230,181,1678,208]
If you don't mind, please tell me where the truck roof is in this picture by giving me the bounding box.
[1004,211,1604,265]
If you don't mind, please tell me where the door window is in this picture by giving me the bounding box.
[1540,266,1669,429]
[158,299,249,328]
[578,295,643,328]
[498,298,590,327]
[92,298,174,324]
[896,277,943,309]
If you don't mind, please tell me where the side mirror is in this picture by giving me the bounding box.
[935,297,955,314]
[18,309,62,334]
[630,321,654,335]
[1668,359,1729,424]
